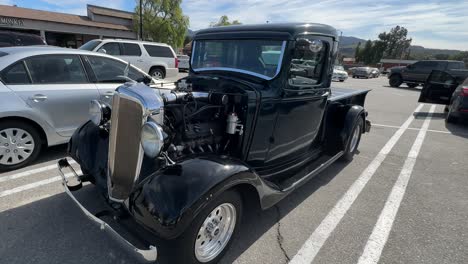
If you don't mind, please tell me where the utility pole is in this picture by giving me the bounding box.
[139,0,143,40]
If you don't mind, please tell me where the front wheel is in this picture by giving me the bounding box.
[341,118,363,161]
[172,190,242,264]
[389,75,403,87]
[149,68,165,79]
[407,83,418,88]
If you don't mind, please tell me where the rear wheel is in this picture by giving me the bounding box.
[149,68,165,79]
[407,83,418,88]
[341,118,363,161]
[0,120,42,172]
[171,190,242,264]
[389,75,402,87]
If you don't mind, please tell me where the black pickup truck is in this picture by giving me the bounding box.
[58,23,371,264]
[389,60,465,88]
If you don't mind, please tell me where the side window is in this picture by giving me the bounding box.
[25,55,88,84]
[448,62,463,70]
[288,38,327,87]
[122,43,142,56]
[1,61,31,84]
[98,42,121,56]
[144,45,174,58]
[87,56,146,83]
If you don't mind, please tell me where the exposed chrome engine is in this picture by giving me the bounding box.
[95,79,247,202]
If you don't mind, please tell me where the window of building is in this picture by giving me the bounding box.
[1,62,31,84]
[144,45,174,58]
[122,43,142,56]
[86,56,146,83]
[98,42,121,56]
[25,55,88,84]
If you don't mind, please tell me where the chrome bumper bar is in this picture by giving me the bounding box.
[57,158,158,263]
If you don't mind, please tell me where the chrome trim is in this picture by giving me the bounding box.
[57,159,158,263]
[191,41,287,81]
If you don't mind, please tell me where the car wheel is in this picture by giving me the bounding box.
[407,83,418,88]
[445,105,458,124]
[149,68,165,79]
[340,80,345,82]
[171,190,242,264]
[389,75,403,87]
[0,121,42,172]
[341,117,363,161]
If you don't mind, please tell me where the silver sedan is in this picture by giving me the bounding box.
[0,46,157,171]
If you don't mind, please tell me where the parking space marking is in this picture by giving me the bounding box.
[0,170,80,198]
[372,123,450,134]
[357,105,436,264]
[289,104,424,264]
[0,160,76,183]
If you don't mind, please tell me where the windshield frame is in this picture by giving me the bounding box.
[79,40,102,51]
[190,40,287,80]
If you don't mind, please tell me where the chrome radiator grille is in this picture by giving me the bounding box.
[108,92,145,202]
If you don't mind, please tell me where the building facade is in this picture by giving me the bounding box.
[0,4,137,48]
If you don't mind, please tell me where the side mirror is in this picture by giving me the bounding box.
[296,38,323,53]
[98,48,107,54]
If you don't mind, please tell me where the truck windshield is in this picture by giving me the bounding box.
[191,39,285,80]
[79,40,102,51]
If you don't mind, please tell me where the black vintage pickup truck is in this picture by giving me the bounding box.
[58,23,371,264]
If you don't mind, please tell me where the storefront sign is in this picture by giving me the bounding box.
[0,16,24,27]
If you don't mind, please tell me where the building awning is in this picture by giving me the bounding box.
[0,4,132,31]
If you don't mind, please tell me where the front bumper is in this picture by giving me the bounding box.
[57,159,158,263]
[332,75,348,81]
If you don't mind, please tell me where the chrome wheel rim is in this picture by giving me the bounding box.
[349,124,361,153]
[0,128,35,165]
[151,70,163,79]
[195,203,237,263]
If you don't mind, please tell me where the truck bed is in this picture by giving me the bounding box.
[329,87,371,102]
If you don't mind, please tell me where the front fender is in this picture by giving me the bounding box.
[129,155,262,239]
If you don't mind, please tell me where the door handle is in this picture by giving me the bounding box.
[30,94,47,102]
[103,91,115,98]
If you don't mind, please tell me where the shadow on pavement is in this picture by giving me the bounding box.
[0,161,350,264]
[34,144,68,165]
[445,120,468,139]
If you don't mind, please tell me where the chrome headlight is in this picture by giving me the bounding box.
[89,100,110,126]
[141,122,164,158]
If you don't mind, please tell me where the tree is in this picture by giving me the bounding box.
[450,51,468,66]
[360,40,374,64]
[379,26,412,59]
[354,42,361,62]
[434,53,450,60]
[134,0,189,48]
[210,15,241,27]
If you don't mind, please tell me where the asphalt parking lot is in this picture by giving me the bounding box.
[1,75,467,264]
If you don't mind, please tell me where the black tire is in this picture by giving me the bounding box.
[389,75,403,87]
[339,80,345,82]
[341,118,363,161]
[170,190,243,264]
[149,67,165,79]
[407,83,418,88]
[445,105,458,124]
[0,120,42,172]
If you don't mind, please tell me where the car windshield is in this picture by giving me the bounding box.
[334,66,345,71]
[79,40,102,51]
[191,39,285,79]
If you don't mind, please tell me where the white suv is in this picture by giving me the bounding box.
[80,39,178,79]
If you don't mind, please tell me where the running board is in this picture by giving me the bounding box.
[279,151,344,192]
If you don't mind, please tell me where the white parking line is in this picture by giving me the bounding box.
[373,123,450,134]
[357,105,436,264]
[0,160,76,183]
[289,104,425,264]
[0,170,81,198]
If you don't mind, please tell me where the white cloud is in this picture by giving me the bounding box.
[37,0,128,15]
[182,0,468,51]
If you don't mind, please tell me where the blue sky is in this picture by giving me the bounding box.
[1,0,466,51]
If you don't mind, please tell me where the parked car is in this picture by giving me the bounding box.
[388,60,465,88]
[332,65,348,82]
[370,68,380,78]
[418,70,468,123]
[353,67,373,78]
[79,39,178,79]
[58,23,371,264]
[0,30,46,47]
[177,54,190,71]
[0,46,158,171]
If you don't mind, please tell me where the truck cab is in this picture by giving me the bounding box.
[58,23,371,264]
